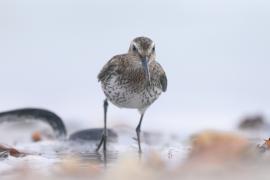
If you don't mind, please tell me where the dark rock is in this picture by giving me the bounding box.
[238,115,269,130]
[69,128,118,142]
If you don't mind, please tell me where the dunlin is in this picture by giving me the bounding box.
[97,37,167,153]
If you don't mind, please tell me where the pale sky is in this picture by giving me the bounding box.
[0,0,269,134]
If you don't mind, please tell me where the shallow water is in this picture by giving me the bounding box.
[0,120,189,177]
[1,115,270,180]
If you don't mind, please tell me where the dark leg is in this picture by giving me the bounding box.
[136,113,144,154]
[96,99,109,152]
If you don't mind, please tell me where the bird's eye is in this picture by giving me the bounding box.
[132,45,137,52]
[152,46,155,52]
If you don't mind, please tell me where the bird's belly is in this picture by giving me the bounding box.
[101,81,162,110]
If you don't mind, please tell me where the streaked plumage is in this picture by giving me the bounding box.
[96,37,167,153]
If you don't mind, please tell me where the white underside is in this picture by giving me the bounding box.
[101,77,162,112]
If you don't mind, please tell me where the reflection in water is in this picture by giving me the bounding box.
[56,148,119,167]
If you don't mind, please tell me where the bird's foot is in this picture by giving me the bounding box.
[96,134,107,152]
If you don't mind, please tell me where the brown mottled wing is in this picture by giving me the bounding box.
[98,55,126,82]
[98,59,115,82]
[156,62,167,92]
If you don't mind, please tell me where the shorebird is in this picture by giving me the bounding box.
[96,37,167,153]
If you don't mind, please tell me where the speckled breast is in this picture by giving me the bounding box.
[101,75,163,111]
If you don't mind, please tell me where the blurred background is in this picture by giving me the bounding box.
[0,0,269,135]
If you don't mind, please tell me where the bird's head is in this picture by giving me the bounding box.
[128,37,156,83]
